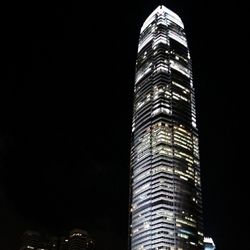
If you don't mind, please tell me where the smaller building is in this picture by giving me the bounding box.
[204,237,216,250]
[19,229,94,250]
[20,230,46,250]
[68,229,94,250]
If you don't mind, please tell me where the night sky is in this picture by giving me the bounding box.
[0,1,248,249]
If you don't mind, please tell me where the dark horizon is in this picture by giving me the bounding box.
[0,1,247,249]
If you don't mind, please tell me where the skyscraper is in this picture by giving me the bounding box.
[129,5,203,250]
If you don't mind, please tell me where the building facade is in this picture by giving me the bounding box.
[129,5,203,250]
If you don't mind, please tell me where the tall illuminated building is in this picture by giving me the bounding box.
[129,5,203,250]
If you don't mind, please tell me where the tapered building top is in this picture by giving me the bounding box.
[140,5,184,33]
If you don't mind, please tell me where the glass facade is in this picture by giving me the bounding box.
[129,5,203,250]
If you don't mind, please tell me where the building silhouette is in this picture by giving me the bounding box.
[68,229,94,250]
[20,231,46,250]
[19,229,94,250]
[129,5,203,250]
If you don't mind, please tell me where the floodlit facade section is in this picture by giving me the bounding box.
[129,5,203,250]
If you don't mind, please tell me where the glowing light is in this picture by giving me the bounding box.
[141,6,184,33]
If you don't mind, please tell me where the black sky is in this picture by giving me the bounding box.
[0,1,248,249]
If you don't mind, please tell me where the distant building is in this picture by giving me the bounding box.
[204,237,216,250]
[19,229,94,250]
[68,229,94,250]
[20,231,46,250]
